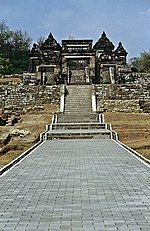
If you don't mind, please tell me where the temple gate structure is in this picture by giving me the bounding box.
[29,31,128,85]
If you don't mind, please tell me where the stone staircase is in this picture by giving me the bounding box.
[58,85,98,123]
[44,84,118,140]
[64,85,92,114]
[57,113,99,123]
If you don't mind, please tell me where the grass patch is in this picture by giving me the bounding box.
[0,109,149,167]
[105,112,150,160]
[0,142,32,167]
[0,104,58,168]
[0,77,22,85]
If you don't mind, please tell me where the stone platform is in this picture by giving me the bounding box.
[0,139,150,231]
[46,129,111,139]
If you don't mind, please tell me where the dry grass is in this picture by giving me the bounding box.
[0,104,58,168]
[104,112,150,159]
[0,77,22,85]
[0,109,149,168]
[0,142,31,167]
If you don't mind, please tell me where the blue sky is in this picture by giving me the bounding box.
[0,0,150,60]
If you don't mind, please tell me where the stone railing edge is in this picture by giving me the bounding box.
[0,114,56,176]
[114,139,150,166]
[0,140,43,176]
[60,84,65,113]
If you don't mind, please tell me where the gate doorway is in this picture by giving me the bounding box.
[68,58,90,84]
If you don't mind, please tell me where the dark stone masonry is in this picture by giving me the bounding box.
[28,31,128,85]
[0,83,149,113]
[0,85,61,107]
[1,31,149,112]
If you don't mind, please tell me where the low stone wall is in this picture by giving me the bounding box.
[97,99,142,113]
[0,85,61,107]
[0,83,149,113]
[95,84,150,113]
[95,84,149,100]
[0,74,23,78]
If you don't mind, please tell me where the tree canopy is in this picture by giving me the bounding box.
[129,51,150,73]
[0,20,32,75]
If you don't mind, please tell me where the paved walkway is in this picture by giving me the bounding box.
[0,139,150,231]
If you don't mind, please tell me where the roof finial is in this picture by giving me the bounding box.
[48,32,53,39]
[102,31,106,37]
[68,35,75,40]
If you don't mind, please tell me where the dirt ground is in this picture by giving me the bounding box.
[0,77,22,85]
[0,107,150,168]
[0,104,58,168]
[104,112,150,160]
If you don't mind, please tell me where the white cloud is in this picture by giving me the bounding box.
[139,8,150,17]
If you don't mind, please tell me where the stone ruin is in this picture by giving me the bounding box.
[26,31,128,85]
[0,31,149,122]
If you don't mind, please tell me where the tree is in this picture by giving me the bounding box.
[0,20,13,59]
[140,51,150,73]
[129,50,150,73]
[0,20,32,74]
[37,36,45,47]
[10,30,32,73]
[0,56,12,75]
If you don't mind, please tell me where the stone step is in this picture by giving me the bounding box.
[65,103,91,106]
[66,85,91,89]
[65,108,91,111]
[64,110,92,113]
[66,97,91,100]
[66,92,91,95]
[46,129,111,140]
[66,96,91,99]
[65,102,91,105]
[65,101,91,104]
[52,123,106,130]
[65,108,91,110]
[62,85,93,120]
[65,106,91,108]
[66,94,91,96]
[57,113,99,123]
[65,104,91,106]
[65,105,91,108]
[58,113,98,117]
[58,120,94,123]
[65,98,90,100]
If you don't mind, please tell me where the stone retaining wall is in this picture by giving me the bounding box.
[95,84,149,100]
[95,84,150,113]
[0,84,149,113]
[0,85,61,107]
[97,99,142,113]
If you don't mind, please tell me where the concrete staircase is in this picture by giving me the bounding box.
[44,84,118,140]
[64,85,92,114]
[57,113,99,123]
[58,85,98,123]
[46,122,115,139]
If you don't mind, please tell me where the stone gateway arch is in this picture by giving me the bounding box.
[29,31,128,85]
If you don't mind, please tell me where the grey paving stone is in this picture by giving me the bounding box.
[0,139,150,230]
